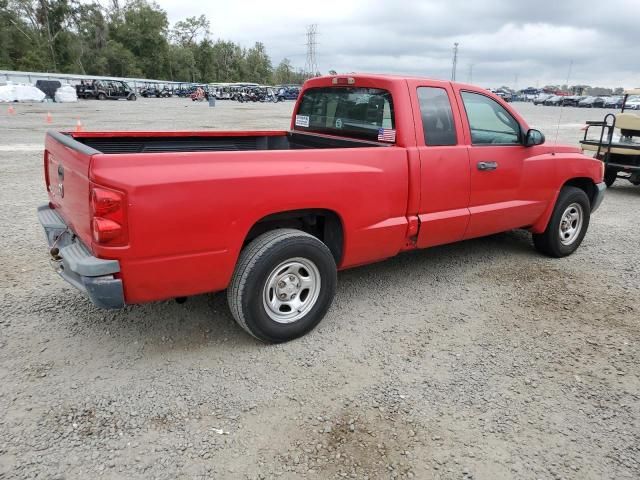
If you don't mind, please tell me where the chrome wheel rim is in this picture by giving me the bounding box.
[559,203,584,246]
[263,257,321,324]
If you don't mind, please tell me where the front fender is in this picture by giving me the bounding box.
[528,152,603,233]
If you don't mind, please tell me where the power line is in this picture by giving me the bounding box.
[304,24,318,79]
[451,42,459,81]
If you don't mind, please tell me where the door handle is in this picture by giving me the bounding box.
[477,161,498,171]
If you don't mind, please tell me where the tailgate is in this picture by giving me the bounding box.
[44,131,100,248]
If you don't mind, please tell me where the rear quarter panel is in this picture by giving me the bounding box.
[90,147,410,303]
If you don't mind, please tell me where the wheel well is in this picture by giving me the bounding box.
[244,209,344,264]
[563,178,596,206]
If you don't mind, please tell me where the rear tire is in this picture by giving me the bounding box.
[128,94,137,101]
[604,168,617,187]
[227,229,337,343]
[97,93,106,100]
[533,186,591,258]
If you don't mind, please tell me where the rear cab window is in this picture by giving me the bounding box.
[417,87,457,146]
[294,87,395,143]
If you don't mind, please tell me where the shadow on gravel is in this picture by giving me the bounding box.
[50,228,538,354]
[338,228,535,282]
[606,183,640,198]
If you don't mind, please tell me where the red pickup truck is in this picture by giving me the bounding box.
[38,74,605,342]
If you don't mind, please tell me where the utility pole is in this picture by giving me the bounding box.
[467,64,474,84]
[304,24,319,79]
[451,43,459,81]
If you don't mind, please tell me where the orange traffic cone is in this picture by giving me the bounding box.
[75,119,83,132]
[46,112,52,123]
[7,105,15,115]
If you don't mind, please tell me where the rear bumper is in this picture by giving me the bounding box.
[592,182,606,213]
[37,204,125,309]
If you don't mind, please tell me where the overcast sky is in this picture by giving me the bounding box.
[157,0,638,89]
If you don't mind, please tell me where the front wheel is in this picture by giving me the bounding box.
[227,229,337,343]
[533,186,591,257]
[127,94,137,101]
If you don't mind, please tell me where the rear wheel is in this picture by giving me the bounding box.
[533,186,591,257]
[604,168,617,187]
[227,229,337,343]
[97,92,106,100]
[127,94,137,101]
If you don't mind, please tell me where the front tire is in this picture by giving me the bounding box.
[533,186,591,257]
[227,229,337,343]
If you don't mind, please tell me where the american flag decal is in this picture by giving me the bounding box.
[377,128,396,142]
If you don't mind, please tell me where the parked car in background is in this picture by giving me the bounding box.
[533,93,552,105]
[544,95,564,106]
[624,95,640,110]
[561,95,585,107]
[495,90,513,102]
[521,88,541,102]
[578,96,606,108]
[604,96,624,109]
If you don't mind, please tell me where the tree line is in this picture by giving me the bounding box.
[0,0,310,85]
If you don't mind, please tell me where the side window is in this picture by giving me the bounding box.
[417,87,457,146]
[461,91,521,145]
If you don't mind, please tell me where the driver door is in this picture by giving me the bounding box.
[460,90,547,239]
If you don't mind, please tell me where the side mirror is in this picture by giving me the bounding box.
[525,128,545,147]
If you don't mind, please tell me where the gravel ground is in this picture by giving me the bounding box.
[0,98,638,480]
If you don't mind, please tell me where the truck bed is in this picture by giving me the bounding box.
[71,131,384,154]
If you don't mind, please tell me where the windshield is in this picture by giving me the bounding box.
[295,87,395,142]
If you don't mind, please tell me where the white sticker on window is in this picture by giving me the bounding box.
[295,115,310,127]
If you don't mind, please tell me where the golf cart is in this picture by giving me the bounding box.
[580,89,640,187]
[78,80,137,101]
[140,84,172,98]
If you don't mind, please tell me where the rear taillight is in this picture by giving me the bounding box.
[92,218,122,243]
[92,188,121,216]
[90,186,128,245]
